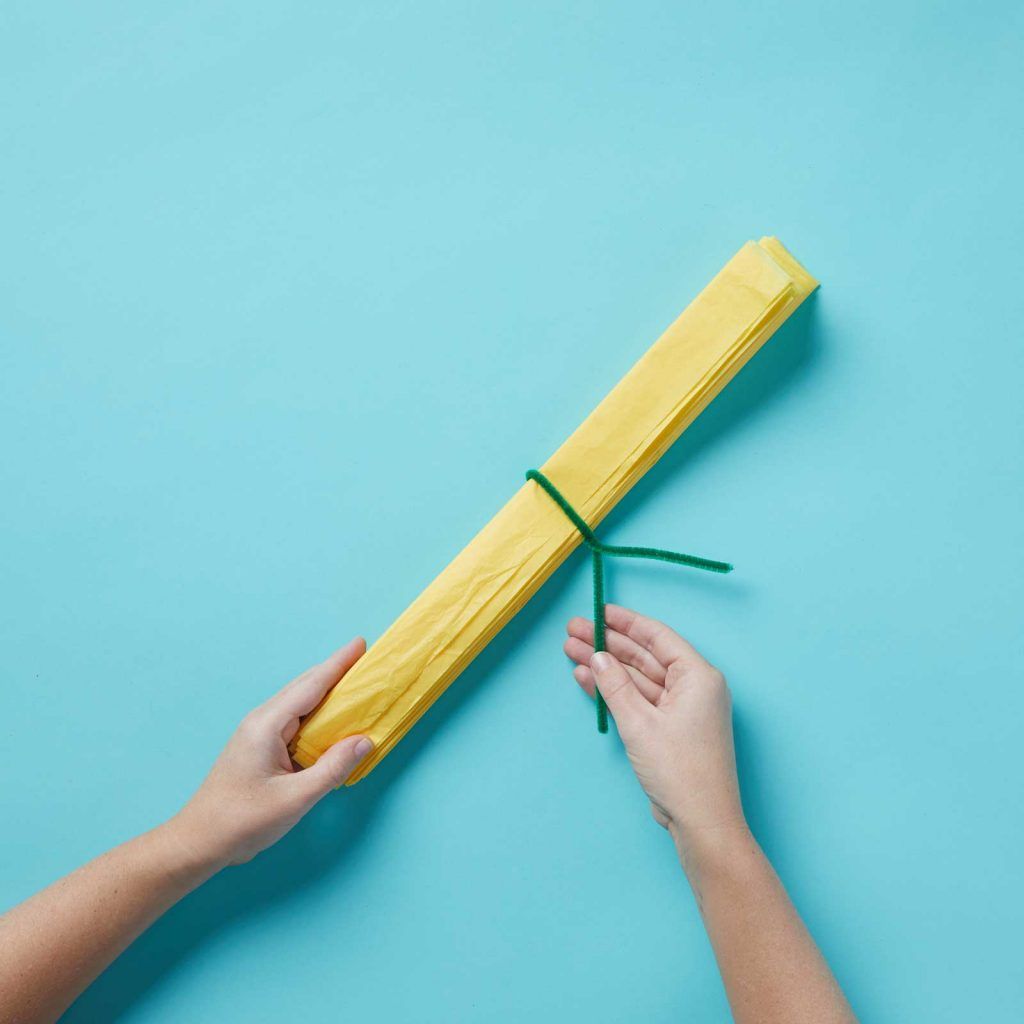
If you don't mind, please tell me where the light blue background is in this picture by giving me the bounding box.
[2,3,1022,1021]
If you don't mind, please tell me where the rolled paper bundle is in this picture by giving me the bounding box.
[292,237,817,782]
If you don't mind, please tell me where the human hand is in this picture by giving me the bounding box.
[565,606,747,853]
[167,638,373,870]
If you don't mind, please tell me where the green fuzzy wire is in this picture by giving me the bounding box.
[526,469,732,733]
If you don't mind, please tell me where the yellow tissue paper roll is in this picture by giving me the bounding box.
[292,237,817,782]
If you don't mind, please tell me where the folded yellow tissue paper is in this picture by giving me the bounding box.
[292,237,817,782]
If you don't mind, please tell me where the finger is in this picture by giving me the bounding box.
[263,637,367,725]
[573,664,596,698]
[589,651,653,736]
[564,636,663,704]
[603,605,707,672]
[566,617,668,686]
[291,735,374,802]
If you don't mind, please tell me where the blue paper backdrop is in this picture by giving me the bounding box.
[2,3,1022,1021]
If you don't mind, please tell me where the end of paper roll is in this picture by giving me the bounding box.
[291,743,317,770]
[758,236,819,299]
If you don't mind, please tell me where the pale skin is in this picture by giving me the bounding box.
[0,637,374,1024]
[565,605,857,1024]
[0,611,856,1023]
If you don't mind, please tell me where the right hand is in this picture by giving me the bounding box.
[565,605,748,851]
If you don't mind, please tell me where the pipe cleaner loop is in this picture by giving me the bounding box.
[525,469,732,733]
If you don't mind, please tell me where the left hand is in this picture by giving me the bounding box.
[167,638,373,869]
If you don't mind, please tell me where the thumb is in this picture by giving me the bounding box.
[294,735,374,800]
[590,651,652,737]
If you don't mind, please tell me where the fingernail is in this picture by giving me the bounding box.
[354,738,373,759]
[590,652,613,672]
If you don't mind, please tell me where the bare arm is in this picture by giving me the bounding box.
[566,606,856,1024]
[0,639,373,1024]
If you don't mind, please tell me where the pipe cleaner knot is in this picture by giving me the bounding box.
[525,469,732,733]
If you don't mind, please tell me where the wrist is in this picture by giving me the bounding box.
[669,819,756,881]
[157,811,231,880]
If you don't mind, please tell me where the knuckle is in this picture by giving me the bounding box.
[323,751,354,786]
[666,662,687,687]
[237,709,267,738]
[703,665,727,691]
[602,673,631,699]
[320,766,348,791]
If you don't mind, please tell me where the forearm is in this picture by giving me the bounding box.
[0,642,371,1023]
[0,819,219,1024]
[674,825,856,1024]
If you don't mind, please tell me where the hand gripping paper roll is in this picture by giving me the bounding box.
[291,237,817,782]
